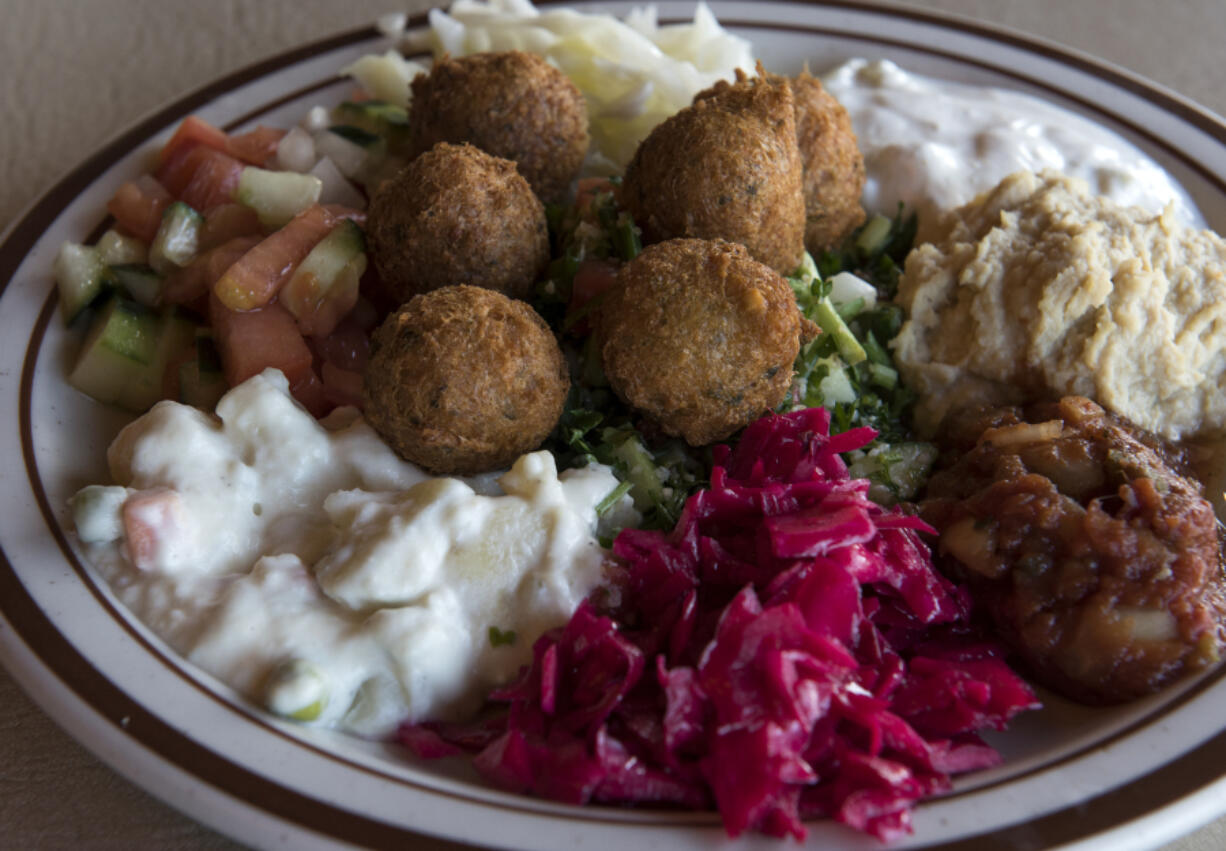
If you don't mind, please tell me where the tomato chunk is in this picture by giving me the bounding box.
[122,488,185,571]
[106,179,171,243]
[213,204,337,311]
[567,258,620,334]
[199,203,263,252]
[163,235,261,307]
[210,294,314,388]
[227,126,286,166]
[159,116,230,166]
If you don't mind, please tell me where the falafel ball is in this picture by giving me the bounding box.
[621,71,805,274]
[406,51,589,204]
[596,238,813,446]
[364,285,569,475]
[366,142,549,305]
[789,70,866,252]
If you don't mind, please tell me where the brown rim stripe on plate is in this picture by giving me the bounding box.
[2,3,1226,848]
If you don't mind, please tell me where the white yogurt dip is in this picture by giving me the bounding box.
[71,370,623,737]
[822,58,1201,228]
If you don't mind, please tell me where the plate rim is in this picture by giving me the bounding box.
[3,2,1226,849]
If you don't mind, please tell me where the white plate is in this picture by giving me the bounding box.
[3,3,1226,849]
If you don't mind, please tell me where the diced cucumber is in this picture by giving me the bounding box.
[95,229,148,266]
[108,263,163,307]
[855,213,893,255]
[332,100,411,153]
[178,330,227,411]
[235,166,322,228]
[70,485,128,543]
[290,219,365,285]
[55,242,111,324]
[281,220,367,333]
[813,297,867,366]
[70,298,201,413]
[149,201,203,275]
[606,430,665,512]
[69,296,162,409]
[328,124,382,149]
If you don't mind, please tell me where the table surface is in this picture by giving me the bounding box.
[4,1,1226,849]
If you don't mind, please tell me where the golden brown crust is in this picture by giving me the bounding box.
[406,51,589,204]
[363,285,569,474]
[366,142,549,305]
[596,238,808,446]
[789,70,866,252]
[620,70,805,274]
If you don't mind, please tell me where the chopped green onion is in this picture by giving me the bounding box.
[813,297,867,366]
[596,480,634,516]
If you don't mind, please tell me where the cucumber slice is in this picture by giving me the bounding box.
[235,166,323,228]
[55,242,111,324]
[178,331,228,411]
[855,213,892,255]
[69,297,162,409]
[281,219,367,335]
[95,229,148,266]
[70,298,202,413]
[149,201,203,275]
[332,100,410,152]
[108,263,163,307]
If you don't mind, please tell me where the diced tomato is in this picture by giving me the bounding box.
[122,488,185,571]
[178,148,245,212]
[575,177,616,218]
[321,362,364,409]
[163,235,261,307]
[107,179,170,243]
[158,116,230,167]
[156,144,244,211]
[567,258,620,334]
[210,294,314,389]
[310,315,371,372]
[199,203,263,252]
[227,126,286,167]
[213,204,337,311]
[291,368,333,418]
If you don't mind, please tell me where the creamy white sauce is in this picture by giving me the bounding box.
[823,58,1202,228]
[72,370,624,737]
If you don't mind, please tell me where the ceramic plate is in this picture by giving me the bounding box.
[3,2,1226,849]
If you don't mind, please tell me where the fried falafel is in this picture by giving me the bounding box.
[790,70,867,252]
[364,285,569,475]
[596,238,813,446]
[620,71,805,274]
[406,51,589,204]
[366,142,549,305]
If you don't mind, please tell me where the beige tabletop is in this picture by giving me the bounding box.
[4,0,1226,848]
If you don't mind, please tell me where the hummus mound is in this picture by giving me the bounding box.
[894,170,1226,440]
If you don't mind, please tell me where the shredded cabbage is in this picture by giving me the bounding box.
[402,408,1039,840]
[402,0,755,172]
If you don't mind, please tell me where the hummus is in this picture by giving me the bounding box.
[893,170,1226,440]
